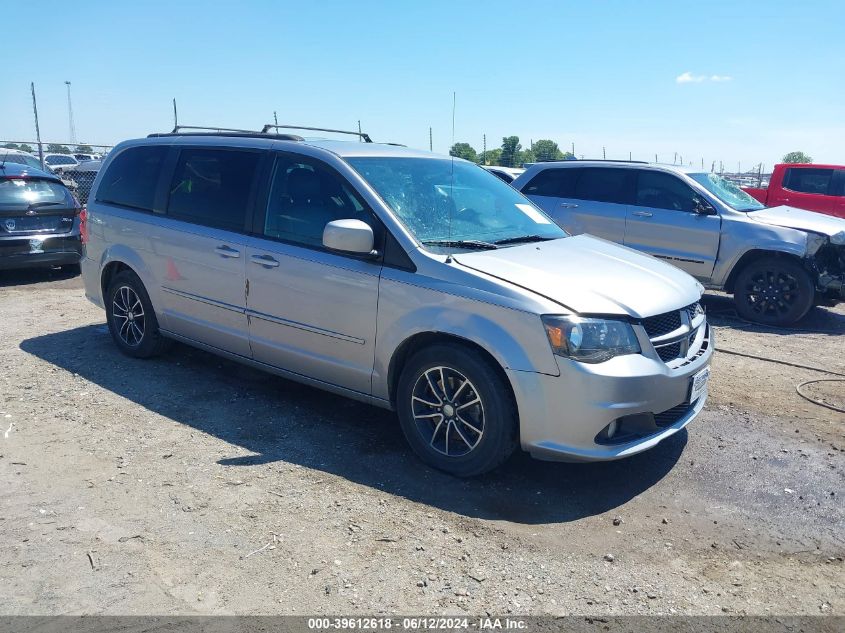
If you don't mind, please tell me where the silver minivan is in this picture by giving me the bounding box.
[81,129,713,476]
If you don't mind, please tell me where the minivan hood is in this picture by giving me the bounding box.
[748,206,845,243]
[453,235,702,318]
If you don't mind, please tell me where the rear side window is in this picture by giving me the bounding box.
[96,146,168,211]
[635,171,698,212]
[574,168,633,204]
[3,154,41,169]
[522,168,579,197]
[783,168,834,195]
[167,148,260,231]
[0,178,72,207]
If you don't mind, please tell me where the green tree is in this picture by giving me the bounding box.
[2,143,20,150]
[500,136,522,167]
[518,148,536,166]
[19,144,34,153]
[531,139,565,162]
[449,142,478,163]
[480,148,502,166]
[782,151,813,164]
[75,145,95,154]
[560,151,576,160]
[47,144,71,154]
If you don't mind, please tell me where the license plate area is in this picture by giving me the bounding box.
[689,366,710,403]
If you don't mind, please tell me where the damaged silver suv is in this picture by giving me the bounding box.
[515,161,845,325]
[82,128,712,476]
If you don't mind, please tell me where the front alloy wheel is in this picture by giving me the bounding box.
[411,366,485,457]
[397,345,517,477]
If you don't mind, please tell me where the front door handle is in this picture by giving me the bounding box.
[250,254,280,268]
[632,211,653,218]
[214,245,240,258]
[560,202,579,208]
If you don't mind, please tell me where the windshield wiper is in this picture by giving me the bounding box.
[492,235,558,245]
[422,239,499,250]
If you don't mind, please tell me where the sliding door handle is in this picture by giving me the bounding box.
[214,245,240,258]
[632,211,653,218]
[250,254,280,268]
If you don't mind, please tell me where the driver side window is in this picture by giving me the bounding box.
[263,156,369,248]
[635,171,697,212]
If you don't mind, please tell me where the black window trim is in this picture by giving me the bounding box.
[161,145,267,235]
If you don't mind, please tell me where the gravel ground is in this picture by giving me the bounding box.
[0,269,843,616]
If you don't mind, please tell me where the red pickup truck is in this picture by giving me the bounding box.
[743,164,845,219]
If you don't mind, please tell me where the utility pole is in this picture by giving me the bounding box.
[602,146,606,159]
[701,158,704,169]
[482,134,486,165]
[173,98,179,129]
[655,153,658,163]
[274,111,279,127]
[571,141,575,156]
[31,82,44,169]
[65,81,77,144]
[629,151,632,161]
[673,152,677,164]
[429,127,433,152]
[358,120,362,142]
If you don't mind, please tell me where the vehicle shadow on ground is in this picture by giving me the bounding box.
[21,325,687,525]
[701,293,845,336]
[0,266,80,288]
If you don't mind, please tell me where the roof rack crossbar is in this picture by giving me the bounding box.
[171,125,262,134]
[261,124,372,143]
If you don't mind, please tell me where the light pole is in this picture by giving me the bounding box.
[65,81,77,144]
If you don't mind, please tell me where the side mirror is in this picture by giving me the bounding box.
[694,197,717,216]
[322,219,376,255]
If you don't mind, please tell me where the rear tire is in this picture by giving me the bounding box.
[396,344,518,477]
[733,256,815,326]
[105,270,172,358]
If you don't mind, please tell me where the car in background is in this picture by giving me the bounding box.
[80,129,712,476]
[0,161,83,271]
[74,152,102,162]
[743,163,844,219]
[63,159,103,205]
[514,161,845,325]
[42,153,79,173]
[483,165,524,184]
[1,148,43,170]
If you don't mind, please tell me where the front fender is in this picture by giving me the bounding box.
[372,275,559,401]
[711,219,810,288]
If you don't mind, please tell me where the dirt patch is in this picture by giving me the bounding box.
[1,274,843,615]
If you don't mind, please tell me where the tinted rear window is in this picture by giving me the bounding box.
[0,178,71,207]
[574,168,633,204]
[3,154,42,169]
[96,146,168,211]
[522,168,579,197]
[166,148,260,231]
[784,168,834,195]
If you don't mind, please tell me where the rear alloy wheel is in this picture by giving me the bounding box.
[397,345,517,476]
[733,257,815,326]
[106,270,171,358]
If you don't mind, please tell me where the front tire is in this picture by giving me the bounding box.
[105,270,171,358]
[396,344,518,477]
[733,256,815,326]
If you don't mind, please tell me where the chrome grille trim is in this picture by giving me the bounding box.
[639,302,707,365]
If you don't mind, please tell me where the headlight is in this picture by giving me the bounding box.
[542,315,640,363]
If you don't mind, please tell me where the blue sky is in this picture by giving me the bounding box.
[2,0,843,170]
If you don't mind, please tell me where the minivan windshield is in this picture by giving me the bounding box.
[347,157,567,250]
[688,172,765,211]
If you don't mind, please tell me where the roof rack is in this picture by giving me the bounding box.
[148,125,304,141]
[574,159,649,164]
[261,124,372,143]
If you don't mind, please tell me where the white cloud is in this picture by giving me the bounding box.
[676,72,733,84]
[676,72,706,83]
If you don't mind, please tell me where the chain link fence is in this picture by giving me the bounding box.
[2,140,113,205]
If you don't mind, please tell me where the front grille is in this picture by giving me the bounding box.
[642,311,682,338]
[655,342,681,362]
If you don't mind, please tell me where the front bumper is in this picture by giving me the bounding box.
[0,231,82,270]
[509,325,713,462]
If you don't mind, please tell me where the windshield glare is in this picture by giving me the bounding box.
[347,157,566,249]
[688,172,764,211]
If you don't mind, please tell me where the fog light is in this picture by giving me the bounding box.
[606,420,618,439]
